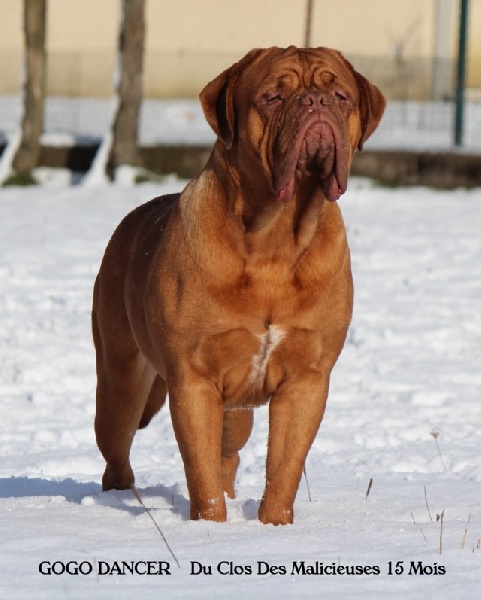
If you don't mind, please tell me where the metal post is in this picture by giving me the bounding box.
[454,0,469,146]
[304,0,314,47]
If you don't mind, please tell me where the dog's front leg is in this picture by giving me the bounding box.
[258,371,329,525]
[169,376,227,521]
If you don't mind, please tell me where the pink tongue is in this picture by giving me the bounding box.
[326,175,343,202]
[277,177,295,203]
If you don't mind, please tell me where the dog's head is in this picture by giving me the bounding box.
[200,47,385,203]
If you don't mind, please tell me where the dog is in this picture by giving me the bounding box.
[93,46,385,525]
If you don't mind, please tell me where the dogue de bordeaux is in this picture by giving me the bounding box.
[92,46,385,525]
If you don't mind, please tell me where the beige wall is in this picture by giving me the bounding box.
[146,0,306,52]
[144,0,439,58]
[0,0,479,97]
[0,0,22,92]
[1,0,21,48]
[49,0,117,51]
[313,0,437,58]
[471,0,481,56]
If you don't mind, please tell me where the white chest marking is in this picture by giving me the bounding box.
[250,325,285,389]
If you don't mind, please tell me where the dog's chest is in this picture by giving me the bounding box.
[203,324,321,408]
[249,325,286,390]
[216,324,285,407]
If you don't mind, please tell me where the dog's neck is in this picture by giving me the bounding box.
[180,145,342,285]
[211,144,329,255]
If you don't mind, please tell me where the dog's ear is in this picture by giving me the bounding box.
[353,71,386,151]
[200,48,265,148]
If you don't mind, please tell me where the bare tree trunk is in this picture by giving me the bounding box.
[13,0,47,178]
[108,0,146,174]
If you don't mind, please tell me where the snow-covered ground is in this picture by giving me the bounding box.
[1,172,480,598]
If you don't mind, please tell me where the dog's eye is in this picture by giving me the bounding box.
[264,93,283,105]
[333,90,349,103]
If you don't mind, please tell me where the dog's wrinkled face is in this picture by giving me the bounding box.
[200,47,385,203]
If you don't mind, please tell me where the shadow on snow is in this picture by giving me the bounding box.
[0,476,192,520]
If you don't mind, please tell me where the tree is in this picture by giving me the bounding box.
[108,0,146,176]
[12,0,48,182]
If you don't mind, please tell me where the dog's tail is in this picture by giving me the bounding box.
[138,375,167,429]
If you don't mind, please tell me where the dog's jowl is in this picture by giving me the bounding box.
[93,46,385,525]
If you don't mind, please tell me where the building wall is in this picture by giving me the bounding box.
[0,0,479,97]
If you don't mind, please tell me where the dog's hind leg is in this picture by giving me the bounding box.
[221,409,254,499]
[94,351,157,491]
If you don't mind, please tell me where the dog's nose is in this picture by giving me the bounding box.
[298,91,330,108]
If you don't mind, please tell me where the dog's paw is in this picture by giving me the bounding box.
[258,501,294,525]
[101,464,134,491]
[189,496,227,522]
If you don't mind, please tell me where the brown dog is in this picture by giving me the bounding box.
[93,47,385,525]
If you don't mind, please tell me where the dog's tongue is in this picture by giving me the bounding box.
[324,172,345,202]
[277,177,295,203]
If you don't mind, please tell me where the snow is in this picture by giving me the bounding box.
[0,129,21,182]
[1,173,480,598]
[81,97,119,188]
